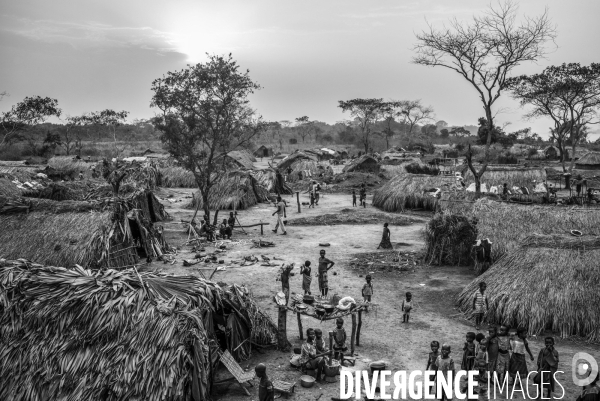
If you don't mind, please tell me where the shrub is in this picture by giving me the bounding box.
[405,162,440,176]
[497,154,518,164]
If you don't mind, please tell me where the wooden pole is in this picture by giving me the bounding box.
[350,313,357,356]
[296,191,301,213]
[297,312,303,340]
[277,306,290,351]
[356,311,362,347]
[329,331,334,363]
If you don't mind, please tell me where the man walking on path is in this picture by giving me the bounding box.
[272,196,287,235]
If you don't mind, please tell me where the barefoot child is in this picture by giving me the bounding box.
[461,332,477,371]
[402,292,413,323]
[425,341,440,396]
[333,318,347,361]
[435,344,455,401]
[352,189,357,207]
[300,261,312,295]
[496,325,511,383]
[509,328,534,384]
[472,282,488,330]
[362,275,373,302]
[255,363,274,401]
[536,336,559,400]
[314,328,328,354]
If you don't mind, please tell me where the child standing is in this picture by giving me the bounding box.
[352,189,357,207]
[333,318,347,361]
[300,261,312,295]
[435,344,455,401]
[495,325,511,383]
[362,275,373,303]
[426,341,441,371]
[359,184,367,208]
[508,328,534,383]
[255,363,274,401]
[536,337,559,400]
[402,292,413,323]
[461,332,477,371]
[314,328,328,354]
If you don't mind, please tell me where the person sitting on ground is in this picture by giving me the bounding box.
[300,328,326,381]
[219,219,232,239]
[200,215,215,241]
[255,363,274,401]
[333,318,348,362]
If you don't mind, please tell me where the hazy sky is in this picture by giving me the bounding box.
[1,0,599,139]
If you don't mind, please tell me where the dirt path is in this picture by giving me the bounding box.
[149,188,600,400]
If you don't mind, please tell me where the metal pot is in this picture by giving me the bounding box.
[324,364,340,377]
[303,295,315,305]
[300,375,316,388]
[323,304,335,313]
[315,307,326,317]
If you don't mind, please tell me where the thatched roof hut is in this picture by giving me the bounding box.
[0,260,277,401]
[423,212,478,266]
[277,151,314,171]
[186,170,270,210]
[223,150,256,170]
[158,166,197,188]
[461,165,546,189]
[575,151,600,170]
[342,154,380,173]
[372,171,454,212]
[254,145,274,158]
[457,234,600,341]
[544,145,559,159]
[250,168,293,194]
[0,190,171,268]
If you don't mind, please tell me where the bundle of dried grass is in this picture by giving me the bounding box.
[250,168,292,194]
[22,180,96,201]
[0,260,277,400]
[423,212,478,266]
[158,166,197,188]
[461,166,546,188]
[285,160,318,183]
[457,245,600,342]
[48,156,92,179]
[0,177,23,197]
[373,171,455,212]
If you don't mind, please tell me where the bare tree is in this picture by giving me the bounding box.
[338,98,384,153]
[413,0,556,193]
[397,100,435,136]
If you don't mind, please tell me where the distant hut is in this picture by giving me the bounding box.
[575,151,600,170]
[277,151,314,171]
[303,149,324,161]
[342,154,380,173]
[220,150,256,170]
[544,145,559,159]
[319,148,337,161]
[254,145,274,158]
[338,150,349,159]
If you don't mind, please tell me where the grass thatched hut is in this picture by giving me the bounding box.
[373,171,455,212]
[457,234,600,341]
[186,170,270,210]
[254,145,274,158]
[250,168,293,194]
[0,190,171,268]
[158,166,197,188]
[277,151,314,171]
[575,151,600,170]
[342,154,380,173]
[461,165,546,189]
[544,145,560,159]
[423,212,478,266]
[221,150,256,170]
[0,177,23,198]
[0,260,277,401]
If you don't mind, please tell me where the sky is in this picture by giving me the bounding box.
[1,0,599,140]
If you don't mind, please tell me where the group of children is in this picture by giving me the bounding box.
[426,326,559,400]
[361,275,413,321]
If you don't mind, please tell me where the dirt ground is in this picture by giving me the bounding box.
[147,188,600,400]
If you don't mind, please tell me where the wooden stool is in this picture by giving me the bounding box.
[273,380,296,397]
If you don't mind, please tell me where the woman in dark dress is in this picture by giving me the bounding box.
[378,223,393,249]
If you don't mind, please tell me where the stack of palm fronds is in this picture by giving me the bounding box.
[457,242,600,342]
[0,260,277,400]
[423,212,478,266]
[0,177,23,197]
[285,160,319,183]
[373,171,455,212]
[158,166,197,188]
[22,180,97,201]
[124,162,161,189]
[186,171,270,210]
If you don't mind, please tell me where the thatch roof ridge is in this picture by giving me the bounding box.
[576,151,600,165]
[457,247,600,341]
[342,154,379,173]
[277,151,313,170]
[226,150,256,170]
[521,233,600,250]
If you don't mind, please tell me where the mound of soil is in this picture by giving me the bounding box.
[286,208,418,226]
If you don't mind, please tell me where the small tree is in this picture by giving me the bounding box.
[151,54,264,220]
[450,126,471,137]
[397,100,435,136]
[88,109,129,155]
[413,0,556,193]
[379,101,401,149]
[507,63,600,172]
[0,95,61,148]
[440,128,450,138]
[338,98,384,153]
[294,116,312,143]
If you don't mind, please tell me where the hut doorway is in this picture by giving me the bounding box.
[127,217,150,258]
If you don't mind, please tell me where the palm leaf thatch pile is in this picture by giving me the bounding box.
[22,180,98,201]
[0,260,277,401]
[0,166,38,182]
[461,166,546,188]
[0,177,23,197]
[186,171,270,210]
[250,168,293,194]
[285,159,319,182]
[373,171,455,212]
[457,235,600,342]
[123,161,161,189]
[423,212,478,266]
[0,189,171,268]
[342,154,380,173]
[158,166,197,188]
[217,150,255,170]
